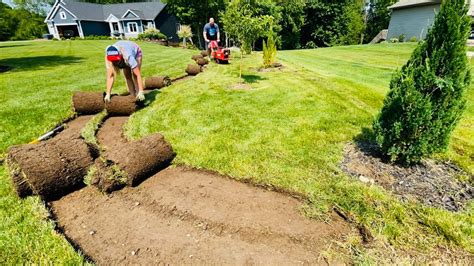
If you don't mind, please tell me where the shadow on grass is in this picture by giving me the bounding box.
[353,127,385,159]
[0,55,83,72]
[242,74,267,84]
[0,44,30,49]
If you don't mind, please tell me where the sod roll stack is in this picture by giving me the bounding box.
[201,50,208,57]
[186,64,201,75]
[196,58,209,66]
[192,54,204,60]
[73,92,105,114]
[144,76,171,90]
[7,138,95,200]
[106,95,137,116]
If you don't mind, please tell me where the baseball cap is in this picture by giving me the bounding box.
[106,45,122,62]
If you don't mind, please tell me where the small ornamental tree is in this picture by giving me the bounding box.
[373,0,471,164]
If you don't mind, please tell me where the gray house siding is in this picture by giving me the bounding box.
[53,6,76,24]
[387,4,440,40]
[81,21,110,36]
[154,8,179,42]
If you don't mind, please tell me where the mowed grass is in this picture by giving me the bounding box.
[126,43,473,260]
[0,40,195,263]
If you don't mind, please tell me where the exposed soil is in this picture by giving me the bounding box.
[0,65,12,73]
[72,92,105,115]
[50,166,351,264]
[7,116,96,200]
[257,62,284,72]
[341,142,474,212]
[171,74,193,83]
[230,83,253,90]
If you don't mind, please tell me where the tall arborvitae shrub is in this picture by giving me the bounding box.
[373,0,471,164]
[263,33,277,68]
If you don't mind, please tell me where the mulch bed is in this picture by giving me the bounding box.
[341,142,473,212]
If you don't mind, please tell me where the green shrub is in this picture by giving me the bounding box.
[408,36,418,42]
[137,28,167,41]
[262,33,277,68]
[373,0,471,164]
[397,34,405,42]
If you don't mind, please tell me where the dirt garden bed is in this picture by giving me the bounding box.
[341,142,473,212]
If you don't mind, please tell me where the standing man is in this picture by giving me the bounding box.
[203,18,220,57]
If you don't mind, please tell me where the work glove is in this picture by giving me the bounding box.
[104,93,111,103]
[136,91,145,101]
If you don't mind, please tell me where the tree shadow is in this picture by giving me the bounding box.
[242,74,267,84]
[353,127,385,160]
[0,44,30,49]
[0,55,84,72]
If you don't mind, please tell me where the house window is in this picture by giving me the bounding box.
[112,23,119,32]
[147,21,154,29]
[176,23,181,32]
[128,22,138,33]
[60,11,66,20]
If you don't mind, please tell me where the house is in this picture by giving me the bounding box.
[387,0,474,41]
[44,0,180,40]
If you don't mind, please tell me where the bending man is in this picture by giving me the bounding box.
[104,40,145,102]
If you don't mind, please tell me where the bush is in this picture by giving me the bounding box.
[137,28,167,41]
[82,35,110,40]
[408,36,418,42]
[397,34,405,42]
[263,33,277,68]
[373,0,471,164]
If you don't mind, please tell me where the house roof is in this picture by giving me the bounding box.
[46,0,166,22]
[389,0,440,10]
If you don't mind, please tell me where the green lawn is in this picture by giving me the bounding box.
[0,41,472,263]
[0,40,195,264]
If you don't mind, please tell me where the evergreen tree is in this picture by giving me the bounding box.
[373,0,471,164]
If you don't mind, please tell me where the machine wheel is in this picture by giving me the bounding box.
[215,58,221,64]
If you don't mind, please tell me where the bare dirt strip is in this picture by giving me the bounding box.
[49,116,351,264]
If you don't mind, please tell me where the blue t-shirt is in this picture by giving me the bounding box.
[111,40,141,69]
[203,23,219,40]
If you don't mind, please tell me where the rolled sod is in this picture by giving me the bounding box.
[7,138,95,200]
[144,76,171,90]
[196,58,209,66]
[191,54,203,60]
[201,50,208,57]
[106,95,137,116]
[92,133,175,191]
[72,92,105,114]
[185,64,201,75]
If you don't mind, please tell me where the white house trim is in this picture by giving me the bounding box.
[45,3,77,22]
[121,9,139,19]
[106,14,119,22]
[128,22,138,33]
[77,20,84,38]
[54,23,80,26]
